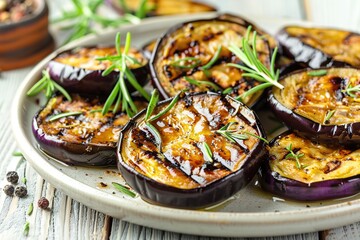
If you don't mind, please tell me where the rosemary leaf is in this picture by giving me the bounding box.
[324,110,335,123]
[244,131,269,144]
[27,203,33,216]
[285,143,304,169]
[148,91,181,122]
[102,82,120,115]
[169,57,201,69]
[112,182,136,198]
[222,87,233,95]
[145,89,159,120]
[307,69,328,77]
[48,111,83,122]
[202,46,222,70]
[201,142,213,164]
[12,151,23,157]
[23,222,30,236]
[145,122,162,150]
[184,77,222,91]
[52,81,72,102]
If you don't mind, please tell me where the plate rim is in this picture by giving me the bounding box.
[11,13,360,237]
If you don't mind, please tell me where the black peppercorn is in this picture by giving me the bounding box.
[14,186,27,198]
[6,171,19,184]
[3,184,14,196]
[38,197,49,209]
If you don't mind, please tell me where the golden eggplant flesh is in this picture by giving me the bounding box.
[150,19,271,107]
[32,94,147,166]
[118,92,267,208]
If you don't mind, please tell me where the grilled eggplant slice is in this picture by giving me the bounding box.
[277,26,360,68]
[268,67,360,144]
[150,19,271,107]
[117,92,267,208]
[48,46,149,96]
[33,94,147,166]
[107,0,216,17]
[259,131,360,201]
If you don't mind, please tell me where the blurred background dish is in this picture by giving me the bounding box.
[0,0,54,71]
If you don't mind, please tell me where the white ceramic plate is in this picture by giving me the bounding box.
[11,13,360,237]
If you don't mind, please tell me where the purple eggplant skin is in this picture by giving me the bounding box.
[258,131,360,201]
[48,47,150,96]
[117,92,268,208]
[267,67,360,145]
[276,27,352,69]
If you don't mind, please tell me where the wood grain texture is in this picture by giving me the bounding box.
[1,0,360,239]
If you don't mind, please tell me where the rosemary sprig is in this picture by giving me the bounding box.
[27,70,72,101]
[112,182,136,198]
[285,143,304,169]
[202,46,222,70]
[215,122,268,144]
[307,69,327,77]
[184,77,222,91]
[27,203,33,216]
[53,0,142,45]
[343,84,360,98]
[98,32,150,116]
[200,142,213,164]
[143,89,183,150]
[227,26,283,101]
[215,122,249,143]
[48,111,83,122]
[324,110,335,124]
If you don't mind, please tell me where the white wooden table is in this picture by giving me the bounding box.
[1,0,360,239]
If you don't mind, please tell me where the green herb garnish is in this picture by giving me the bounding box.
[215,122,249,143]
[98,32,150,116]
[143,89,183,150]
[243,131,269,144]
[12,151,23,157]
[222,87,233,94]
[22,177,27,184]
[27,70,72,101]
[202,46,222,70]
[343,84,360,98]
[201,142,213,164]
[27,203,33,216]
[307,69,328,77]
[112,182,136,198]
[184,77,222,91]
[48,111,83,122]
[285,143,304,169]
[324,110,336,123]
[227,26,283,101]
[169,57,201,69]
[53,0,143,44]
[23,222,30,236]
[215,122,268,144]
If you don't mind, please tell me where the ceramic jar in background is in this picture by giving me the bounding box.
[0,0,54,71]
